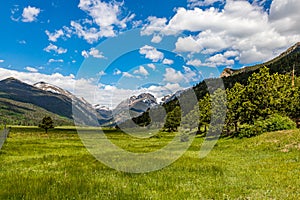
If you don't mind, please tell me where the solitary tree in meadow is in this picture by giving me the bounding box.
[39,116,54,133]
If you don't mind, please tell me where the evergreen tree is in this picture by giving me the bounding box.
[198,94,211,134]
[164,106,181,132]
[226,83,245,134]
[39,116,54,133]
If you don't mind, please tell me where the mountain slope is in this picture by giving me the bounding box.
[156,42,300,124]
[98,93,158,125]
[0,97,73,126]
[0,78,98,126]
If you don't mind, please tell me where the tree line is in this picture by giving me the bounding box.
[178,67,299,137]
[128,67,299,138]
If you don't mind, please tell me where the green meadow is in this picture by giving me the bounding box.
[0,127,300,199]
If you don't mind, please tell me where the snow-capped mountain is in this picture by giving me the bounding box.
[94,105,113,122]
[103,93,158,124]
[160,90,185,104]
[34,81,99,125]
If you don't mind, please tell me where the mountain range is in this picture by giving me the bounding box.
[1,42,300,126]
[0,78,163,126]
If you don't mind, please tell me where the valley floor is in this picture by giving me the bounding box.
[0,127,300,199]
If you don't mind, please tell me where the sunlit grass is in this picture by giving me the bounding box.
[0,127,299,199]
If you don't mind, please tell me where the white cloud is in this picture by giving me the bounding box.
[163,68,185,83]
[162,58,174,65]
[113,69,122,75]
[175,36,202,53]
[71,21,106,44]
[0,67,98,105]
[78,0,131,29]
[44,43,67,54]
[151,35,162,43]
[25,66,38,73]
[205,53,235,67]
[142,0,300,64]
[45,29,64,42]
[22,6,40,22]
[97,71,106,76]
[224,50,240,58]
[187,59,202,67]
[0,67,185,109]
[147,64,156,71]
[0,60,4,63]
[18,40,27,45]
[48,59,64,63]
[133,66,149,76]
[81,50,89,58]
[269,0,300,35]
[146,83,184,102]
[122,72,134,78]
[89,48,105,58]
[67,0,135,43]
[183,66,198,82]
[81,48,105,59]
[141,16,168,36]
[139,45,164,62]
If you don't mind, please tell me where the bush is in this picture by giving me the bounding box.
[237,114,296,138]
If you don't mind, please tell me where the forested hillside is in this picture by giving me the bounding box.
[129,43,300,136]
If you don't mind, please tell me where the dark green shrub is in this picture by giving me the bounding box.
[237,124,262,138]
[255,114,296,133]
[237,114,296,138]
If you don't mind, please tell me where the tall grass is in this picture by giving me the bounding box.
[0,127,299,199]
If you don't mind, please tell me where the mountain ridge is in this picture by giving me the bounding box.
[1,42,300,126]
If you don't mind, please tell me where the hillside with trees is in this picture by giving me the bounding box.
[127,43,300,137]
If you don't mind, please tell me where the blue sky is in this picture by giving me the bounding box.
[0,0,299,107]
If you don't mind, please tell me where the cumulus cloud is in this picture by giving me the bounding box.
[0,60,4,63]
[68,0,135,43]
[147,64,156,71]
[48,59,64,63]
[45,29,64,42]
[133,66,149,76]
[70,21,107,44]
[122,72,135,78]
[269,0,300,35]
[205,53,235,67]
[113,69,122,75]
[44,43,67,54]
[187,59,202,67]
[151,35,163,43]
[163,68,185,83]
[139,45,164,62]
[142,0,300,64]
[183,66,198,81]
[22,6,40,22]
[145,83,184,103]
[162,58,174,65]
[81,48,105,59]
[25,66,38,73]
[0,67,186,109]
[141,17,168,36]
[44,0,135,45]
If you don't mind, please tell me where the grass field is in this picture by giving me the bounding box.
[0,127,300,199]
